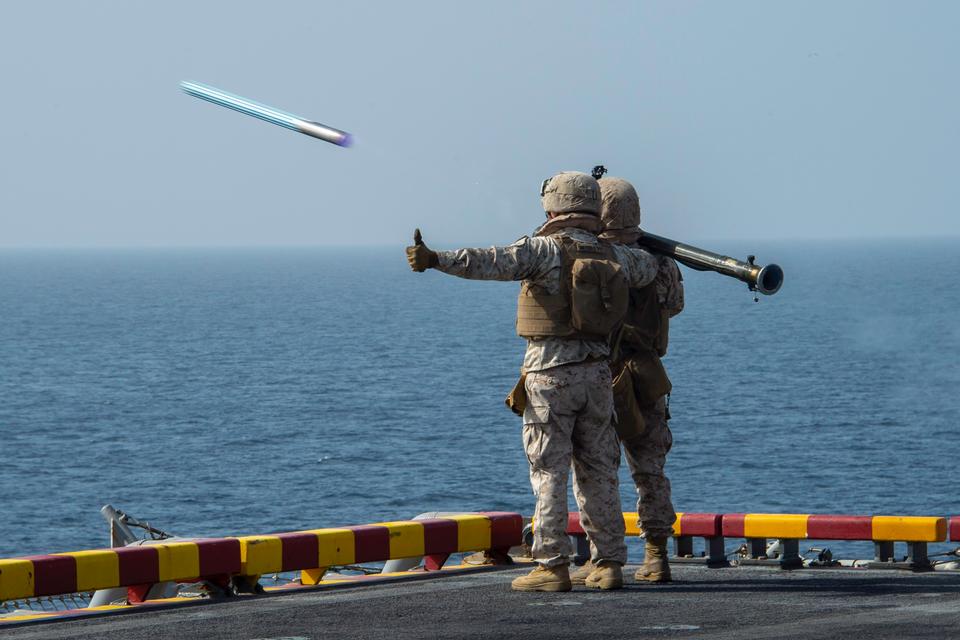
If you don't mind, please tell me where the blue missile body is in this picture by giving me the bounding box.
[181,81,352,147]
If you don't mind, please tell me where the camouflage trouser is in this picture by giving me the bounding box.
[523,360,628,568]
[623,396,676,539]
[574,395,676,553]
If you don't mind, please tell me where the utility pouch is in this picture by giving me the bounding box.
[612,363,645,442]
[505,373,528,416]
[627,352,672,408]
[569,258,629,336]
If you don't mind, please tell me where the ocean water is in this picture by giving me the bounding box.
[0,240,958,559]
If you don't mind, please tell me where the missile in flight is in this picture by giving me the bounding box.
[180,80,353,147]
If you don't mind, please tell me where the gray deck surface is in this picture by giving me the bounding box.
[5,564,960,639]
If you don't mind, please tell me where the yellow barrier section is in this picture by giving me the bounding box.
[57,550,120,592]
[0,558,34,601]
[872,516,946,542]
[376,521,425,559]
[447,515,490,552]
[672,512,684,537]
[155,542,200,581]
[743,514,809,539]
[309,528,356,567]
[300,567,327,585]
[622,512,642,536]
[237,536,283,576]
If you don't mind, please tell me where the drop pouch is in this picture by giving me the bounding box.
[612,363,646,442]
[505,373,528,416]
[626,352,672,408]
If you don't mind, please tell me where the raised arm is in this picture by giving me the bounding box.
[407,230,558,282]
[614,244,659,289]
[656,256,685,318]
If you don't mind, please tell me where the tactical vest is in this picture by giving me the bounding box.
[516,236,628,340]
[620,282,670,358]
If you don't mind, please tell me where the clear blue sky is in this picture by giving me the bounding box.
[1,1,957,247]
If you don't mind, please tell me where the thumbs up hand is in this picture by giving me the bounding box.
[406,228,439,272]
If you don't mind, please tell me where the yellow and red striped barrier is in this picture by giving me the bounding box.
[721,513,946,543]
[564,512,727,566]
[722,513,946,569]
[562,511,949,570]
[258,513,521,583]
[565,512,723,538]
[0,512,522,603]
[565,511,946,544]
[0,539,239,603]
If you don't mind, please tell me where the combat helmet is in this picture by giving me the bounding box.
[540,171,601,215]
[598,177,640,231]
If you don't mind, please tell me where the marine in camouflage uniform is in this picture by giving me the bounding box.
[623,254,683,542]
[406,172,658,592]
[571,176,684,584]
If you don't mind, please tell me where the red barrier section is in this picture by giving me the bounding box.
[721,514,747,538]
[349,526,391,563]
[420,519,459,555]
[26,555,77,597]
[199,538,241,575]
[807,515,872,540]
[950,517,960,542]
[566,513,585,535]
[115,547,159,586]
[275,533,318,573]
[483,512,524,548]
[678,513,723,537]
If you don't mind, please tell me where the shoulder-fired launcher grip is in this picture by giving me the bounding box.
[638,232,784,296]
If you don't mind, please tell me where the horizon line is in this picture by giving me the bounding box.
[1,233,959,251]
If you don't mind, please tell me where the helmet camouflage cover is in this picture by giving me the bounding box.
[598,176,640,230]
[540,171,601,215]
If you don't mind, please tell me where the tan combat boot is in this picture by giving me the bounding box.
[635,536,672,583]
[511,564,572,592]
[569,560,596,586]
[584,561,624,590]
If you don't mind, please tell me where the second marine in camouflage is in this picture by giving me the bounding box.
[572,175,684,584]
[406,171,658,592]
